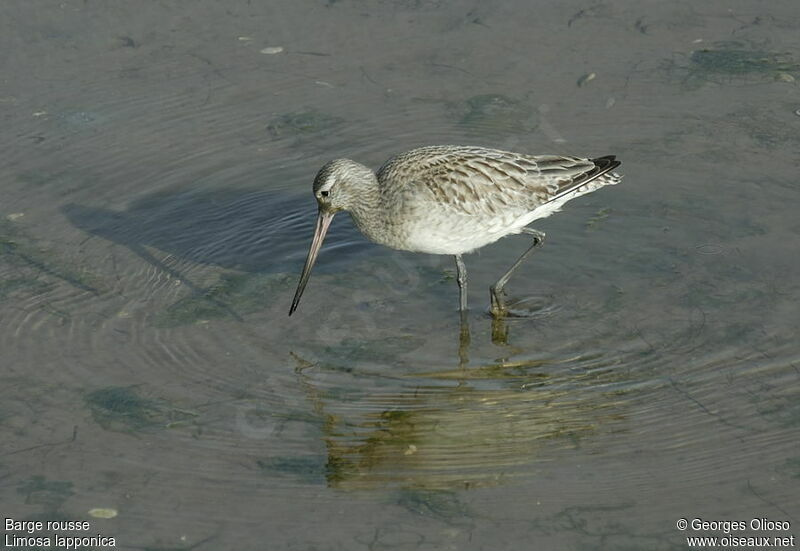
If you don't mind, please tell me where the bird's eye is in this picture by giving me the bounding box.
[320,190,330,197]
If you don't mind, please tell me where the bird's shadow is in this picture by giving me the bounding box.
[61,187,372,324]
[62,187,368,275]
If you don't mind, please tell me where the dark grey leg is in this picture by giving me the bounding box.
[454,254,468,311]
[458,309,470,367]
[490,228,545,317]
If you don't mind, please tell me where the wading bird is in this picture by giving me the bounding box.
[289,145,621,318]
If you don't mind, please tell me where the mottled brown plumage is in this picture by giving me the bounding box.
[291,145,622,316]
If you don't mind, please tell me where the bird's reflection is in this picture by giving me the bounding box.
[458,311,471,366]
[490,316,509,346]
[292,320,628,490]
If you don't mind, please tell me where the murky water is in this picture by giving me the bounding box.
[2,1,799,549]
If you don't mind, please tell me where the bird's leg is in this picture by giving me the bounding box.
[490,228,545,317]
[458,309,470,367]
[452,255,470,365]
[454,254,468,312]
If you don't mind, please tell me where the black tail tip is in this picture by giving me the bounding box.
[592,155,621,171]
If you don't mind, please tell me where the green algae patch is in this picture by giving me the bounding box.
[85,386,197,432]
[585,207,612,231]
[0,217,102,295]
[257,456,327,484]
[458,94,536,136]
[267,109,344,138]
[396,489,473,526]
[690,47,797,75]
[85,386,164,431]
[17,476,74,509]
[668,42,800,89]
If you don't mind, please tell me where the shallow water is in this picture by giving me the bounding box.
[2,1,799,549]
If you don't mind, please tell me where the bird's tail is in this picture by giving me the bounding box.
[590,155,622,184]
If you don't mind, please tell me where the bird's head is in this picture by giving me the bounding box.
[312,158,374,215]
[290,159,374,315]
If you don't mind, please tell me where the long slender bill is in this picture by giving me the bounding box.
[289,209,335,315]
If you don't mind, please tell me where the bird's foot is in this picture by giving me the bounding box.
[491,292,560,319]
[489,286,508,319]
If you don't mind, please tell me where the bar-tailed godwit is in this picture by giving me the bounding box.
[289,145,621,318]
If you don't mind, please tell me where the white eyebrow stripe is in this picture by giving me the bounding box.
[319,175,335,192]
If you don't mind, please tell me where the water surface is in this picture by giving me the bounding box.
[1,1,798,549]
